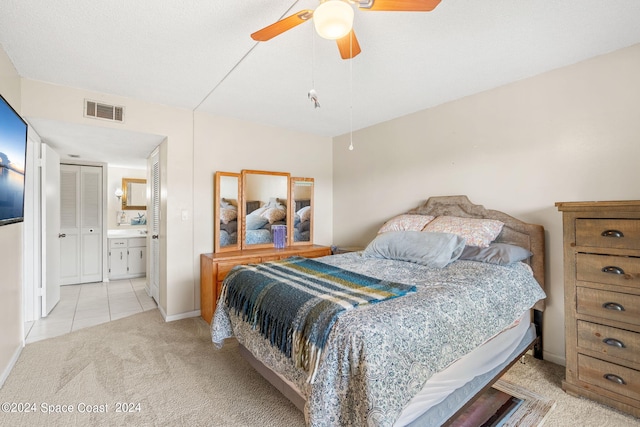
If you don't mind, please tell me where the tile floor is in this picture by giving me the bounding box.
[24,277,157,344]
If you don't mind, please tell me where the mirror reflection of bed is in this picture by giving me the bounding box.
[214,172,241,253]
[212,169,316,253]
[242,170,289,248]
[291,177,313,244]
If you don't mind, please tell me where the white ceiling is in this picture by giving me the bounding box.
[1,0,639,168]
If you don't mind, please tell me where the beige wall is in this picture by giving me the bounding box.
[332,43,640,365]
[0,46,24,386]
[18,80,334,320]
[192,113,334,269]
[21,80,193,317]
[10,37,636,372]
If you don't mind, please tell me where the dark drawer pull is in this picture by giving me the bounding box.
[602,302,625,311]
[601,230,624,238]
[602,266,624,275]
[603,338,625,348]
[603,373,626,385]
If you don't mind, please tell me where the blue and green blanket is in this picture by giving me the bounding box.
[221,256,416,381]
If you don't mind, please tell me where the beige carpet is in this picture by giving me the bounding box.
[1,309,638,427]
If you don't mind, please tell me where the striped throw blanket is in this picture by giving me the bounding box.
[221,256,416,382]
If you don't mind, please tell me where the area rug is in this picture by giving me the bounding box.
[452,379,556,427]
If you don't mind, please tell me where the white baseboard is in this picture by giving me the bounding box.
[542,351,565,367]
[157,306,201,322]
[0,344,24,389]
[163,309,201,322]
[158,304,167,320]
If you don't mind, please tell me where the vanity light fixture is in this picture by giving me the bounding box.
[115,188,123,200]
[313,0,354,40]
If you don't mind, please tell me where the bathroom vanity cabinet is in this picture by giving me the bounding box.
[108,236,147,279]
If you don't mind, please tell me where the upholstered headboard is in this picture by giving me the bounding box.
[295,199,311,212]
[407,195,545,312]
[246,200,260,214]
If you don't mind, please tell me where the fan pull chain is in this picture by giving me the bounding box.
[349,32,354,151]
[308,26,320,108]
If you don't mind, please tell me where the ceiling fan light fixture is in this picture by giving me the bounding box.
[314,1,354,40]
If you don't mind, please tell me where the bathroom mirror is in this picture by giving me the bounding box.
[241,170,290,249]
[214,172,241,252]
[290,177,314,246]
[122,178,147,210]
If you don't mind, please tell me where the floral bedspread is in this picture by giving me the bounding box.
[211,252,546,426]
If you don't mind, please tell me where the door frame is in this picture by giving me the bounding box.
[28,157,108,321]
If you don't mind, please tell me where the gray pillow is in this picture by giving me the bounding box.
[362,231,465,268]
[459,243,532,265]
[246,215,269,230]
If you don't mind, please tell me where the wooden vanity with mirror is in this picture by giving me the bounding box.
[201,170,331,323]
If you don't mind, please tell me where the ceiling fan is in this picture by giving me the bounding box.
[250,0,442,60]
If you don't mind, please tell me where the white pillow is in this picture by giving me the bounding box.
[423,216,504,248]
[219,207,237,224]
[261,207,286,224]
[297,206,311,222]
[377,214,434,234]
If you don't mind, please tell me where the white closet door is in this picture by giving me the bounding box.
[80,166,102,282]
[59,164,103,285]
[59,165,80,285]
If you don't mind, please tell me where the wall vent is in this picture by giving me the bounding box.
[84,99,124,122]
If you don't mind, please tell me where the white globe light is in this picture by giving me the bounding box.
[314,1,354,40]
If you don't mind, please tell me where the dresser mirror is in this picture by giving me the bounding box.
[122,178,147,210]
[214,172,241,252]
[213,170,316,252]
[242,170,290,249]
[290,177,314,246]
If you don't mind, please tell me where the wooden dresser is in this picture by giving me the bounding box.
[200,245,332,323]
[556,200,640,417]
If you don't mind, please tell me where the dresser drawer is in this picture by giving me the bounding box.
[578,320,640,365]
[577,287,640,326]
[217,257,262,281]
[576,219,640,250]
[578,354,640,402]
[576,253,640,289]
[109,238,127,248]
[261,255,287,262]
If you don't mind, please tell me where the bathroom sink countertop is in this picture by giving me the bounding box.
[108,229,148,238]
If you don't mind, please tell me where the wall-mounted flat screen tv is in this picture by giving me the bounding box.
[0,94,28,226]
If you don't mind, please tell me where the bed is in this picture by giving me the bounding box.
[211,196,546,426]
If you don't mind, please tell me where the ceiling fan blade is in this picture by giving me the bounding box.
[251,10,314,41]
[336,30,362,60]
[358,0,441,12]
